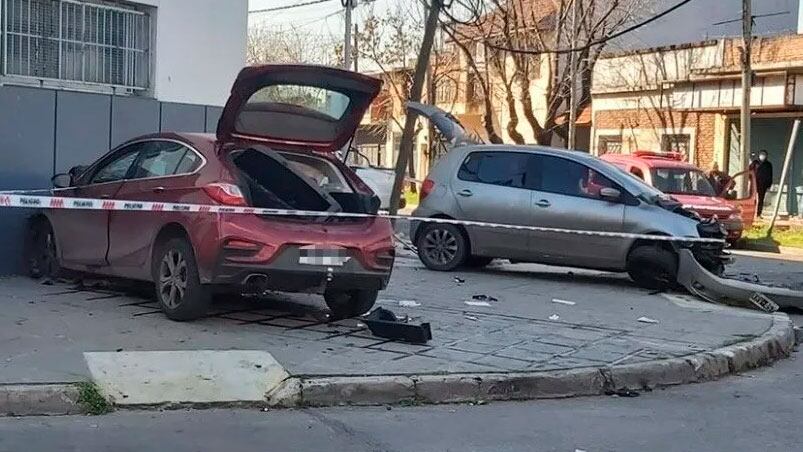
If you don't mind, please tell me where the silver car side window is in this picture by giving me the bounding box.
[535,155,617,200]
[457,152,529,188]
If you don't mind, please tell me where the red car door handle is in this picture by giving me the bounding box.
[152,187,165,194]
[100,194,111,199]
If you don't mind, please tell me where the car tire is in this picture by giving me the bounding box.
[465,256,494,268]
[626,245,678,291]
[324,289,378,320]
[25,219,62,279]
[152,237,210,321]
[416,223,469,271]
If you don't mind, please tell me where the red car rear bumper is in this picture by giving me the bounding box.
[200,213,395,292]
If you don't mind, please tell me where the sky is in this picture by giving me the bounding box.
[247,0,802,63]
[247,0,392,45]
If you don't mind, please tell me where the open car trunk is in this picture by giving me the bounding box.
[229,146,380,216]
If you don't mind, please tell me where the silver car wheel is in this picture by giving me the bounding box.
[159,249,188,309]
[423,228,459,265]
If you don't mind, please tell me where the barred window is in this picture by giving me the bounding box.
[1,0,151,90]
[598,135,622,155]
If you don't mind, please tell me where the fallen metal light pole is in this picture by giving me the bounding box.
[676,249,803,312]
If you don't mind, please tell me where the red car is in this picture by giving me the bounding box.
[601,151,757,242]
[25,65,395,321]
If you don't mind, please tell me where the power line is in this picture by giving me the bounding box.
[249,0,334,14]
[712,10,789,26]
[481,0,694,55]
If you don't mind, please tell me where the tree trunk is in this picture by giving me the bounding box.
[516,72,545,145]
[483,99,504,144]
[503,83,526,144]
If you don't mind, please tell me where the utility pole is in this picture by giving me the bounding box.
[388,0,443,215]
[343,0,355,70]
[353,23,359,72]
[567,0,579,150]
[739,0,752,187]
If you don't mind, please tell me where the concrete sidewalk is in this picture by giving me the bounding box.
[0,251,799,414]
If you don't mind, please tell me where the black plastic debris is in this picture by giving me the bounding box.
[363,308,432,344]
[472,294,498,303]
[605,388,640,397]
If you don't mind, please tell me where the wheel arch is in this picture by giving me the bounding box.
[626,231,677,259]
[149,222,194,274]
[414,213,473,256]
[26,212,59,255]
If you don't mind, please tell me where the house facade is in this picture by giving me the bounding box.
[590,33,803,216]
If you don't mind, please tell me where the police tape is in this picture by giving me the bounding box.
[0,192,726,244]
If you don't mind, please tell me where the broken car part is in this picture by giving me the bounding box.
[363,308,432,344]
[676,249,803,312]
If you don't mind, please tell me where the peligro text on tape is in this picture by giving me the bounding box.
[0,192,725,244]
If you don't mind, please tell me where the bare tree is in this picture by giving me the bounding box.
[355,0,465,178]
[443,0,648,145]
[247,24,339,66]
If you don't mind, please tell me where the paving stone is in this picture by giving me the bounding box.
[472,354,533,371]
[534,356,607,371]
[494,346,554,362]
[520,340,576,355]
[421,347,487,363]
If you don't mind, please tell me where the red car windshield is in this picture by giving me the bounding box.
[651,167,716,197]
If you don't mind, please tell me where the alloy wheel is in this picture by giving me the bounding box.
[422,228,459,265]
[158,249,188,309]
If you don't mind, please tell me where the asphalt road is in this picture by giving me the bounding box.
[2,317,801,452]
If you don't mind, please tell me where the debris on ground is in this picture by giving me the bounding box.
[398,300,421,308]
[605,388,640,397]
[548,314,560,321]
[472,294,498,302]
[677,249,803,311]
[454,276,466,284]
[363,308,432,344]
[464,315,479,321]
[637,316,659,324]
[464,300,491,307]
[551,298,576,306]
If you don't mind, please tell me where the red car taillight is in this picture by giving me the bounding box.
[203,183,247,206]
[420,179,435,201]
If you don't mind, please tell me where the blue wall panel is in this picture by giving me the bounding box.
[111,96,160,148]
[0,86,57,274]
[54,91,111,173]
[205,106,223,133]
[160,103,206,133]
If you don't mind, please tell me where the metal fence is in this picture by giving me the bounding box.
[1,0,150,90]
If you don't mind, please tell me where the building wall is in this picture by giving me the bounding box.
[0,85,223,275]
[592,108,718,169]
[134,0,248,106]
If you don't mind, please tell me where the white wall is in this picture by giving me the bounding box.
[135,0,248,106]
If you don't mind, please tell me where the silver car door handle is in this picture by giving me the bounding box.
[457,189,473,197]
[535,199,551,208]
[152,186,165,193]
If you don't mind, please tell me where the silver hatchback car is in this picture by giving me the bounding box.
[408,103,727,289]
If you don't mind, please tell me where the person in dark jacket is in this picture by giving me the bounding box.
[755,149,773,216]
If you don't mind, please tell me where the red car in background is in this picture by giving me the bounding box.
[601,151,757,243]
[26,65,395,321]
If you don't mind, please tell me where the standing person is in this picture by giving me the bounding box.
[755,149,774,216]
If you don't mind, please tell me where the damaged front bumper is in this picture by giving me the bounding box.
[677,249,803,312]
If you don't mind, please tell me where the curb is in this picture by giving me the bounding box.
[268,313,795,407]
[0,314,795,415]
[0,384,83,416]
[738,241,803,257]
